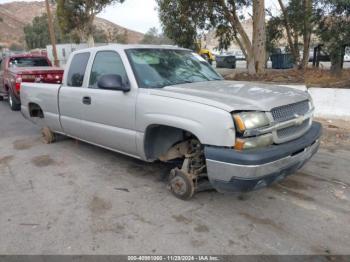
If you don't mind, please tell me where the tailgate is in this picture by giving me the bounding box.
[20,67,64,84]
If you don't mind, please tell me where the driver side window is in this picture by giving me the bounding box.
[89,51,129,89]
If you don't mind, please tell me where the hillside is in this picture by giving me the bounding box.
[0,1,144,48]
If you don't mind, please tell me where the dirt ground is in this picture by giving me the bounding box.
[0,102,349,255]
[222,68,350,89]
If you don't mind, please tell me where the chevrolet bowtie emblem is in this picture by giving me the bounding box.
[294,114,304,125]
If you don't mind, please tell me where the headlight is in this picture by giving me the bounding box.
[233,112,270,133]
[235,133,273,150]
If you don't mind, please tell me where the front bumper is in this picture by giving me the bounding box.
[205,122,322,193]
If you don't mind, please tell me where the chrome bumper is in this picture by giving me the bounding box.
[205,122,322,193]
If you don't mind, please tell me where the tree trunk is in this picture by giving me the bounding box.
[87,34,95,47]
[252,0,266,74]
[301,0,312,69]
[218,0,256,74]
[45,0,59,67]
[277,0,300,66]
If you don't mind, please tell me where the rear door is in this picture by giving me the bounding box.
[78,50,137,156]
[58,52,91,138]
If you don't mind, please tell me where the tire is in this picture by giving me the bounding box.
[0,95,3,101]
[168,168,195,200]
[8,90,21,111]
[41,127,56,144]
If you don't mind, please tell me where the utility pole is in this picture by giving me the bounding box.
[45,0,59,67]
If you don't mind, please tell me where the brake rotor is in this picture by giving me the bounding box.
[168,168,195,200]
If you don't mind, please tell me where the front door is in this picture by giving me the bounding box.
[79,50,137,156]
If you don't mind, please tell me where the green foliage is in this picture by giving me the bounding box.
[266,16,284,54]
[9,43,24,51]
[315,0,350,72]
[141,27,173,45]
[156,0,251,50]
[56,0,125,42]
[24,14,52,49]
[23,14,72,49]
[266,0,315,53]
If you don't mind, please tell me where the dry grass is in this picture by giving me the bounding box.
[226,68,350,88]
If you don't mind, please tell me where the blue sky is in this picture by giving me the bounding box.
[0,0,279,33]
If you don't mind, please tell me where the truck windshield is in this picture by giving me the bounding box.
[9,57,50,68]
[126,49,222,88]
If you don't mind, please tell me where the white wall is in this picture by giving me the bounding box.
[309,88,350,120]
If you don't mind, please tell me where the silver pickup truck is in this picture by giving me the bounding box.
[21,45,322,200]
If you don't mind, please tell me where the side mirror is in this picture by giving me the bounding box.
[97,74,130,92]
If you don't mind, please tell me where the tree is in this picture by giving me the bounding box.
[9,43,24,52]
[315,0,350,74]
[142,27,173,45]
[157,0,267,74]
[56,0,125,47]
[269,0,314,68]
[24,14,51,49]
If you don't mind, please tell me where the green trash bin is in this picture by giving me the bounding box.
[271,53,294,69]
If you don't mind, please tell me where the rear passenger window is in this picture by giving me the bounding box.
[67,52,90,87]
[89,51,129,88]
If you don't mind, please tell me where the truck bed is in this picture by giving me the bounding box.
[20,83,63,133]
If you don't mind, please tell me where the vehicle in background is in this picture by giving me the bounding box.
[216,53,236,68]
[21,45,321,200]
[308,49,330,62]
[0,54,63,111]
[194,41,215,65]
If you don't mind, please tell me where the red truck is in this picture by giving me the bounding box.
[0,54,63,111]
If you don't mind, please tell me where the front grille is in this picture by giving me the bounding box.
[271,100,310,122]
[277,119,310,138]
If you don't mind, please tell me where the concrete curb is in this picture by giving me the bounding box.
[280,85,350,120]
[308,88,350,120]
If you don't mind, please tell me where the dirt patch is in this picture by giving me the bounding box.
[317,119,350,151]
[31,155,56,167]
[272,185,316,202]
[172,214,192,224]
[194,224,209,233]
[13,139,36,150]
[225,68,350,89]
[239,212,286,233]
[0,155,14,165]
[88,196,112,215]
[279,177,317,191]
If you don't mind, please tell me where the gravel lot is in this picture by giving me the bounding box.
[0,101,349,255]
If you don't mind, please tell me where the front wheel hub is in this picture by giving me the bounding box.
[168,169,195,200]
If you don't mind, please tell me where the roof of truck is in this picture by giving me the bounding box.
[73,44,190,54]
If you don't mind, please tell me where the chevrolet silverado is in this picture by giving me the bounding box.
[20,45,322,200]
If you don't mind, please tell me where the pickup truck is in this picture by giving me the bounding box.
[20,45,322,200]
[0,54,63,111]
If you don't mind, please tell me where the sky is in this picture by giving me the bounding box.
[0,0,279,33]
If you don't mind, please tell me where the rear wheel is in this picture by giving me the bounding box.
[8,91,21,111]
[41,127,56,144]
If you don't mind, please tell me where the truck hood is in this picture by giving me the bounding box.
[149,80,310,112]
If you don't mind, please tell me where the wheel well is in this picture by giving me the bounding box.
[144,125,199,161]
[28,103,44,118]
